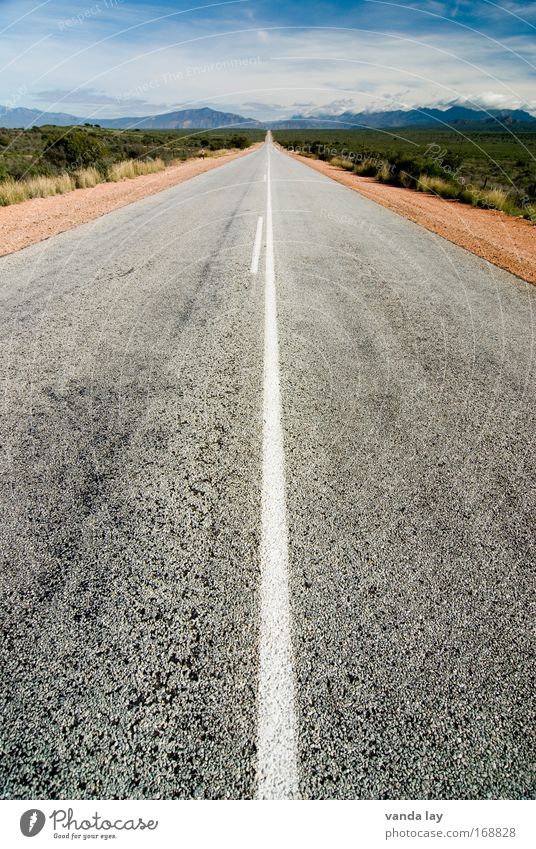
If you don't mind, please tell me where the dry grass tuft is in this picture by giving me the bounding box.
[476,187,511,212]
[0,159,167,206]
[417,175,461,199]
[376,163,393,183]
[0,179,27,205]
[74,166,103,189]
[108,158,166,182]
[0,173,76,205]
[330,157,355,172]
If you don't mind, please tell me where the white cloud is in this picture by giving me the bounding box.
[0,0,535,120]
[444,91,536,112]
[34,88,126,106]
[302,98,358,116]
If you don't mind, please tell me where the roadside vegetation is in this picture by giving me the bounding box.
[0,125,263,206]
[274,128,536,221]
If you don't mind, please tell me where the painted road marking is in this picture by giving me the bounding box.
[257,140,299,800]
[250,216,263,274]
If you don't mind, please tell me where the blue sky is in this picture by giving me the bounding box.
[1,0,535,119]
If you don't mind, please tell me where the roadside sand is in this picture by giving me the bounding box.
[286,151,536,286]
[0,146,260,256]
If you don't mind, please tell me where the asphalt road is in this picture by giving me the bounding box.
[0,137,534,800]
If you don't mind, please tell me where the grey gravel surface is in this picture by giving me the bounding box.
[0,141,534,799]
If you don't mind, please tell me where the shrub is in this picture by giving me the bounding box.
[459,187,475,205]
[227,134,249,150]
[44,130,107,169]
[389,157,420,186]
[353,159,379,177]
[420,153,462,179]
[399,169,415,189]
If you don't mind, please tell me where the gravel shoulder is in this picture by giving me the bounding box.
[0,146,260,257]
[285,151,536,286]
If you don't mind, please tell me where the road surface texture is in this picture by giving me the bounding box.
[0,137,534,800]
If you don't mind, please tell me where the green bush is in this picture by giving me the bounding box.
[227,134,248,150]
[381,152,463,189]
[353,159,378,177]
[43,129,108,169]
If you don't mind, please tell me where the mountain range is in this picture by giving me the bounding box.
[271,105,536,129]
[0,105,258,130]
[1,103,535,130]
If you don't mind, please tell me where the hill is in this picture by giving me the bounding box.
[0,103,534,131]
[271,105,536,129]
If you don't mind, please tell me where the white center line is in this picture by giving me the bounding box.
[250,215,263,274]
[257,140,299,800]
